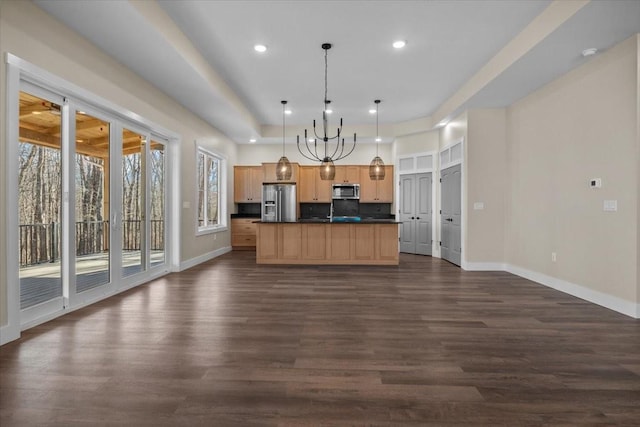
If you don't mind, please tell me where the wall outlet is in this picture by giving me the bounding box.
[551,252,557,262]
[473,202,485,210]
[213,234,217,240]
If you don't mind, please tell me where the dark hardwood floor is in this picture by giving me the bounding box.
[1,251,639,426]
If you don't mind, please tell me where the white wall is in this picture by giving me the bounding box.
[392,131,439,158]
[506,35,639,310]
[466,109,507,264]
[236,142,393,167]
[0,1,238,328]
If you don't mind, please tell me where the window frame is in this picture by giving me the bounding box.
[195,145,227,235]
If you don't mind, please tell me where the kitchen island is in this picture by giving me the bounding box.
[256,220,399,265]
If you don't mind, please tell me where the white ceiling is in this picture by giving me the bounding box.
[34,0,640,145]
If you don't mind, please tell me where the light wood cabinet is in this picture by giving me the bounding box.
[376,224,400,261]
[302,224,327,260]
[351,225,375,260]
[256,223,278,259]
[299,166,332,202]
[256,223,303,260]
[234,166,263,202]
[262,162,299,183]
[280,224,302,260]
[333,165,360,183]
[326,224,351,261]
[359,165,394,203]
[231,218,257,249]
[256,222,399,265]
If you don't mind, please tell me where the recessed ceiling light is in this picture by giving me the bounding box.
[308,138,315,143]
[375,137,382,142]
[254,44,267,53]
[32,111,42,115]
[393,40,406,49]
[284,109,292,115]
[249,138,257,143]
[324,109,333,114]
[581,48,597,57]
[369,109,377,114]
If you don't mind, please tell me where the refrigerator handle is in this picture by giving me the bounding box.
[278,190,282,222]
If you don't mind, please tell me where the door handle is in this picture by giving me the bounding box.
[416,217,420,220]
[411,217,415,220]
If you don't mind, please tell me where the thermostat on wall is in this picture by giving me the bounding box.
[589,178,602,188]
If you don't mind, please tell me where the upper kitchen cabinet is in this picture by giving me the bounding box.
[262,162,299,183]
[299,166,332,202]
[359,165,394,202]
[333,165,360,183]
[234,166,263,202]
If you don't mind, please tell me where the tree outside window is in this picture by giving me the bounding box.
[197,148,224,232]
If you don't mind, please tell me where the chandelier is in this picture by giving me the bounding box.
[297,43,356,180]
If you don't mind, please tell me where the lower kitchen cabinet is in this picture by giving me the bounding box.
[231,218,257,250]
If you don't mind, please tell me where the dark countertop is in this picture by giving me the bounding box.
[256,218,400,224]
[231,213,261,219]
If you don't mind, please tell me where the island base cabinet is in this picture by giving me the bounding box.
[376,224,400,261]
[352,225,375,260]
[280,224,302,260]
[327,224,351,261]
[257,223,399,265]
[256,223,279,260]
[302,224,327,260]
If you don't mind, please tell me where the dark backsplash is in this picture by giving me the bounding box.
[299,203,331,219]
[299,202,392,219]
[236,203,261,215]
[359,203,392,219]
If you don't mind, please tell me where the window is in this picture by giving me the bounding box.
[196,146,226,233]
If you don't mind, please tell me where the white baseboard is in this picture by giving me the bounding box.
[179,246,232,271]
[462,261,507,271]
[506,264,639,319]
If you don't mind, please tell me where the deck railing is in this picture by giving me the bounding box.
[19,220,164,267]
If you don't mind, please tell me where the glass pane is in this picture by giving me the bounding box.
[122,129,145,277]
[75,112,110,292]
[18,92,63,309]
[207,157,218,226]
[150,140,165,266]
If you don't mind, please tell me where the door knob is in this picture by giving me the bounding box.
[411,217,415,220]
[416,217,420,220]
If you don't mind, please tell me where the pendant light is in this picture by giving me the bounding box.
[369,99,385,180]
[276,100,292,180]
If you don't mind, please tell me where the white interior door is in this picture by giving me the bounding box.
[399,172,433,256]
[399,174,416,253]
[415,173,432,256]
[440,164,461,266]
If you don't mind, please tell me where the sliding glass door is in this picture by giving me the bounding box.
[16,82,171,327]
[18,89,65,316]
[74,109,112,293]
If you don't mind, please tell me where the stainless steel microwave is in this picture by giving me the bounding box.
[332,183,360,199]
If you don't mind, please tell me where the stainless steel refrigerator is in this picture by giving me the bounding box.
[261,183,297,222]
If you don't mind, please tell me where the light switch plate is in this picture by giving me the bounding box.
[603,200,617,212]
[590,178,602,188]
[183,201,191,209]
[473,202,484,210]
